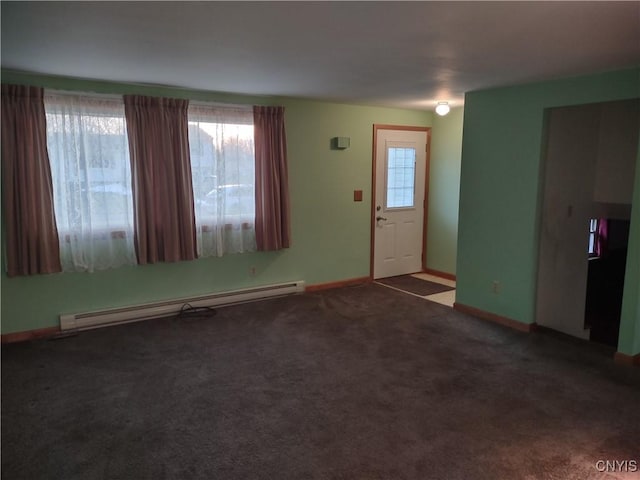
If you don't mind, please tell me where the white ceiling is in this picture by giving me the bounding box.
[2,1,639,111]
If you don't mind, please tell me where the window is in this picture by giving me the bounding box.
[187,103,256,257]
[5,86,291,276]
[589,218,609,258]
[588,218,598,256]
[386,146,416,209]
[45,93,136,272]
[38,93,266,271]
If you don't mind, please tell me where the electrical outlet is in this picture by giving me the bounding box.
[492,280,501,294]
[250,266,257,277]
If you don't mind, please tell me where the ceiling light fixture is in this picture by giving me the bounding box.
[435,102,450,116]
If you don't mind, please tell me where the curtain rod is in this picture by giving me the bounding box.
[189,100,252,110]
[44,88,253,110]
[43,89,121,100]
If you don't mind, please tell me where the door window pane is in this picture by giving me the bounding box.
[386,146,416,208]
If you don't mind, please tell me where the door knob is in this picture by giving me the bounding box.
[376,216,387,222]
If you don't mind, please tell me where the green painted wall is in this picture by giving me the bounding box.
[457,67,640,354]
[618,147,640,355]
[427,107,463,275]
[1,70,435,334]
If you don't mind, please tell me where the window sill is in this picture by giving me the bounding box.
[199,222,254,232]
[61,230,129,242]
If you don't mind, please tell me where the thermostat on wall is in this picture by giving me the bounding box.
[332,137,350,149]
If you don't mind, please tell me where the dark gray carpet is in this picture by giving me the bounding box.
[2,284,639,480]
[376,275,454,296]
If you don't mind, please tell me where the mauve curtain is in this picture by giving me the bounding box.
[595,218,609,258]
[123,95,197,263]
[1,84,62,276]
[253,106,291,251]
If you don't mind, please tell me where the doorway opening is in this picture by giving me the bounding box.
[585,218,631,347]
[535,99,639,347]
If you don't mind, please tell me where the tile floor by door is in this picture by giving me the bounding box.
[376,272,456,307]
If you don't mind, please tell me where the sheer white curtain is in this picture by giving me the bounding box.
[44,92,136,272]
[188,103,256,257]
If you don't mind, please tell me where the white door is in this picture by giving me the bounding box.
[373,128,428,279]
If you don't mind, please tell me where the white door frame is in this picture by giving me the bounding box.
[370,124,431,279]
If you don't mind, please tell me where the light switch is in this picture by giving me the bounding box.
[354,190,363,202]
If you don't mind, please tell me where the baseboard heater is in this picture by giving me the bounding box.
[59,281,305,332]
